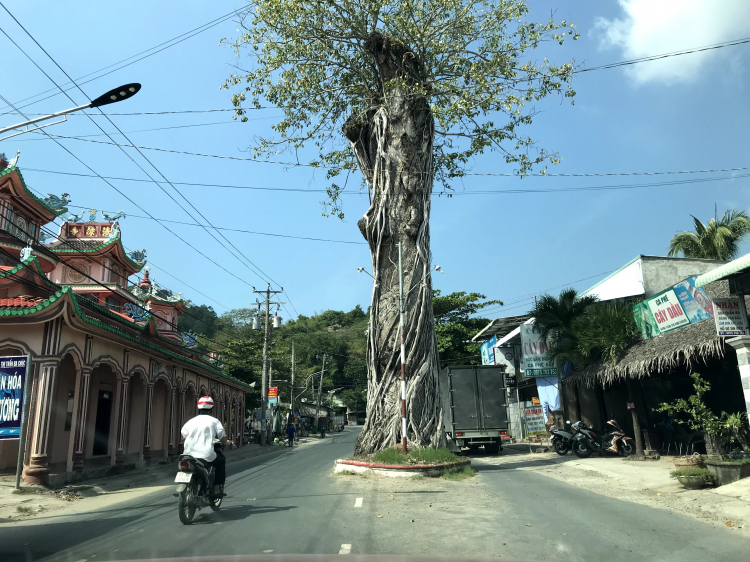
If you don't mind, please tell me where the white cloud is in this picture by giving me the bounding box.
[592,0,750,85]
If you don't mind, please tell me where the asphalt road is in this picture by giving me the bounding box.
[0,429,748,562]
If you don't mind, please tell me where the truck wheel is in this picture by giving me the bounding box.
[485,442,500,455]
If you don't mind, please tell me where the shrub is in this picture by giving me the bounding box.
[670,468,714,479]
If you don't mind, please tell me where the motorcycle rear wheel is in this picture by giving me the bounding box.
[553,439,569,456]
[621,439,635,456]
[178,487,196,525]
[573,440,593,458]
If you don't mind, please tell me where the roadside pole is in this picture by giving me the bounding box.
[14,355,31,490]
[290,341,296,428]
[398,242,407,453]
[253,284,285,445]
[314,353,326,430]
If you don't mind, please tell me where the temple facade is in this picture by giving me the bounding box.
[0,163,248,485]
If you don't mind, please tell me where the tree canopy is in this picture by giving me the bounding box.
[668,208,750,261]
[223,0,578,216]
[433,290,502,366]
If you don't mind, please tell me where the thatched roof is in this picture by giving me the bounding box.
[564,279,744,388]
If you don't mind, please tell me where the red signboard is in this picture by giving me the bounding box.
[267,387,278,400]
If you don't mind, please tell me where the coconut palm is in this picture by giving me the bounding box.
[668,207,750,261]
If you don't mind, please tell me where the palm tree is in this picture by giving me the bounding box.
[668,207,750,261]
[531,288,598,343]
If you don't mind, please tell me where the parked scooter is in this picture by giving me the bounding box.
[549,420,577,456]
[571,419,635,458]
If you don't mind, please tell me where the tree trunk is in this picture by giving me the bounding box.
[344,33,445,455]
[627,379,644,457]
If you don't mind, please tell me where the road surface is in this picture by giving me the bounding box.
[1,428,748,561]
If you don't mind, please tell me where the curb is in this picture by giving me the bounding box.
[334,458,470,478]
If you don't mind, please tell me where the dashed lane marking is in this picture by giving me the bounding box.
[354,497,363,507]
[339,544,352,554]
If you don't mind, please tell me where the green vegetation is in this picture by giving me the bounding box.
[433,291,502,367]
[16,505,33,515]
[668,208,750,260]
[370,447,460,465]
[674,467,712,477]
[442,467,476,480]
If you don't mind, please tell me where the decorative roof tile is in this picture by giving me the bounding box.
[0,166,67,217]
[0,295,45,308]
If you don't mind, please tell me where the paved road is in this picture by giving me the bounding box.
[0,429,748,561]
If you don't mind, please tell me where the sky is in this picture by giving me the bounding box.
[1,0,749,324]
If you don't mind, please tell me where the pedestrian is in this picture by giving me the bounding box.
[287,423,296,447]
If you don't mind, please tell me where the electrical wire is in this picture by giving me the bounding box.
[0,8,297,316]
[574,36,750,74]
[0,7,245,115]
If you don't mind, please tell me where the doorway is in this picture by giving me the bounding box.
[93,390,113,456]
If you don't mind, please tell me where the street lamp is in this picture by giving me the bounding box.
[0,83,142,141]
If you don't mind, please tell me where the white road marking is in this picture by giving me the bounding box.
[354,497,363,507]
[339,544,352,554]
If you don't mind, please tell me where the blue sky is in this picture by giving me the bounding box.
[1,1,749,323]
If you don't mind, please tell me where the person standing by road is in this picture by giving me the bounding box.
[287,423,296,447]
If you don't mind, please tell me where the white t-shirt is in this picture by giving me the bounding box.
[181,414,225,462]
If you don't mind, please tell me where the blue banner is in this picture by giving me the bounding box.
[480,335,497,365]
[0,356,28,440]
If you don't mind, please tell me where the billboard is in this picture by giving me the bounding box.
[633,276,713,340]
[523,406,547,437]
[0,356,29,440]
[712,297,749,336]
[267,387,278,404]
[480,335,497,365]
[520,323,557,377]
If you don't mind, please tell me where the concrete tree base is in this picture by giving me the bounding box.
[334,458,470,478]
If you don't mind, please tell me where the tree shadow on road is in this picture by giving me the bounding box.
[191,504,296,524]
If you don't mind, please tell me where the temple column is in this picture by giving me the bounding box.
[167,388,177,457]
[240,400,245,446]
[143,383,154,461]
[115,377,129,465]
[71,368,92,472]
[23,363,58,484]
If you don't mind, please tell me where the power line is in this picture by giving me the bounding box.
[0,12,279,299]
[0,7,245,115]
[575,36,750,74]
[24,133,750,193]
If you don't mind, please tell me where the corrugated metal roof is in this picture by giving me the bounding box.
[471,314,531,342]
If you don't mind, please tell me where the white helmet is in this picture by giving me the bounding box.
[197,396,214,410]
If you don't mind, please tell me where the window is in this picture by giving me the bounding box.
[28,223,35,242]
[14,215,26,241]
[64,391,75,431]
[105,296,120,312]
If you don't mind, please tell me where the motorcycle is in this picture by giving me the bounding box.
[571,419,635,458]
[549,421,577,456]
[174,442,224,524]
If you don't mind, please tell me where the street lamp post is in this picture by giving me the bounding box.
[0,83,142,141]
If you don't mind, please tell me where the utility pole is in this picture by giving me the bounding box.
[314,353,327,430]
[290,341,296,428]
[397,242,407,453]
[252,283,285,445]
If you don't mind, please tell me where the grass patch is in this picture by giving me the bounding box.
[442,467,476,480]
[16,505,33,515]
[410,475,425,481]
[670,468,714,479]
[369,446,461,465]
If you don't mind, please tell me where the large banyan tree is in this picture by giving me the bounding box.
[224,0,578,454]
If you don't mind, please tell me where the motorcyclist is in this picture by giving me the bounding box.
[180,396,227,496]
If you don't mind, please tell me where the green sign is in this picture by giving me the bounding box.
[632,276,714,340]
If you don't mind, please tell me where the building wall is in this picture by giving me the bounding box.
[641,256,726,297]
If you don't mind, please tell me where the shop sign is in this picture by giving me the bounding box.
[493,346,517,373]
[632,276,713,340]
[0,356,28,440]
[523,406,546,437]
[712,297,749,336]
[480,335,497,365]
[267,387,278,403]
[520,323,557,377]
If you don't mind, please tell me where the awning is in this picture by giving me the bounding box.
[471,314,531,342]
[695,253,750,288]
